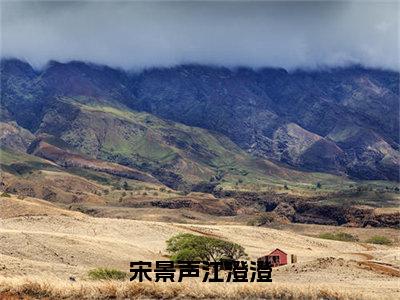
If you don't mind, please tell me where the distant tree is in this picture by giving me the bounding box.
[166,233,247,262]
[316,182,322,189]
[122,181,130,190]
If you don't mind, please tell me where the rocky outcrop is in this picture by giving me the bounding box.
[121,195,238,216]
[271,200,399,228]
[273,202,296,221]
[220,190,399,228]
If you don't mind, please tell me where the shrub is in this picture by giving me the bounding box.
[166,233,247,262]
[88,268,127,281]
[122,181,130,190]
[365,235,392,245]
[1,192,11,197]
[318,232,358,242]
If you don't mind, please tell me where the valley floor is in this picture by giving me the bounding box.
[0,195,399,299]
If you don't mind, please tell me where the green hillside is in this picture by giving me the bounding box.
[36,99,359,192]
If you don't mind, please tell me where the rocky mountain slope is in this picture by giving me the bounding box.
[1,58,399,182]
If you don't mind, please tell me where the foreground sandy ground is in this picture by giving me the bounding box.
[0,196,399,299]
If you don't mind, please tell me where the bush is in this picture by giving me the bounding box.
[88,268,127,281]
[166,233,247,262]
[1,192,11,197]
[365,235,392,245]
[122,181,131,190]
[318,232,358,242]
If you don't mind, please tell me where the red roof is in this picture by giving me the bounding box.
[267,248,287,256]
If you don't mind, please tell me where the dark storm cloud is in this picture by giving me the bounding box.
[1,1,399,70]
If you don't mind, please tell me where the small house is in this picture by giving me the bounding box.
[258,248,288,267]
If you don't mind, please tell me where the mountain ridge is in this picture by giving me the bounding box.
[1,58,399,181]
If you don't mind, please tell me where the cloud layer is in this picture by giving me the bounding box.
[1,1,399,70]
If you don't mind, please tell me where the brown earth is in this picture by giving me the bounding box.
[29,138,159,183]
[0,195,399,299]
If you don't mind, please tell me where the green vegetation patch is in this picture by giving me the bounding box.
[87,268,127,281]
[318,232,359,242]
[0,148,58,175]
[365,235,392,245]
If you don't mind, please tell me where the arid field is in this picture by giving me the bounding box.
[0,195,399,299]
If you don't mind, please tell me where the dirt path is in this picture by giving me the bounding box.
[347,243,400,277]
[359,261,400,277]
[349,252,374,260]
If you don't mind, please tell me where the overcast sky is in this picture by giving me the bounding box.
[1,0,399,71]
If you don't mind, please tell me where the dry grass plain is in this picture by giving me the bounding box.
[0,195,399,299]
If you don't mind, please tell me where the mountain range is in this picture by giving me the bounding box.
[1,58,399,189]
